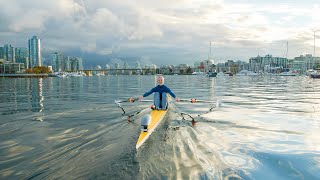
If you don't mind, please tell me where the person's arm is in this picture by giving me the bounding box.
[143,87,156,97]
[139,87,155,100]
[165,86,176,98]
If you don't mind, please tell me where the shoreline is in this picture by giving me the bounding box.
[0,73,51,78]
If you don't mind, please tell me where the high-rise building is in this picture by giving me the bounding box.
[52,52,63,72]
[15,47,28,69]
[0,47,4,59]
[4,44,15,63]
[63,56,71,71]
[28,36,41,67]
[70,57,83,71]
[15,47,28,59]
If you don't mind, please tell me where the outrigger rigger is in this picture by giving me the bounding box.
[114,97,215,149]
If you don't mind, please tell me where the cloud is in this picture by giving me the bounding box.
[0,0,319,66]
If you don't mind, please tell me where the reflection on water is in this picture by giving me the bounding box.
[0,76,319,179]
[30,78,44,112]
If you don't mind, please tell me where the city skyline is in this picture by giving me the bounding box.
[0,0,319,66]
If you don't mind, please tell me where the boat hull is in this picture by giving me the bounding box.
[136,109,168,149]
[207,72,217,77]
[310,74,320,78]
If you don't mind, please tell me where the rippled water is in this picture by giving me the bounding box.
[0,75,319,179]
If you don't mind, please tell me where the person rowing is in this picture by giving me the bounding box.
[139,75,180,110]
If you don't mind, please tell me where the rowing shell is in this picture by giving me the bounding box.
[136,109,168,149]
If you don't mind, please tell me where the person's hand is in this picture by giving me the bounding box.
[175,98,180,102]
[129,97,135,102]
[139,96,143,101]
[191,98,197,103]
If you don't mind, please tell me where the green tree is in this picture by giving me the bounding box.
[26,66,52,74]
[186,67,192,74]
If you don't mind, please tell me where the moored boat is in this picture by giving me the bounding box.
[279,71,298,76]
[310,73,320,78]
[192,71,205,75]
[207,72,217,77]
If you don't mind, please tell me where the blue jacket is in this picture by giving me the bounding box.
[143,85,176,98]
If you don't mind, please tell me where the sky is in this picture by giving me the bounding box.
[1,0,320,67]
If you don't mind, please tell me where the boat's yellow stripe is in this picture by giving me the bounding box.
[136,109,167,148]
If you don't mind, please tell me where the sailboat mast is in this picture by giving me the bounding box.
[314,31,316,69]
[207,41,212,73]
[314,31,316,57]
[286,41,288,59]
[209,41,211,60]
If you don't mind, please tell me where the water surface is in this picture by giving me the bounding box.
[0,75,319,179]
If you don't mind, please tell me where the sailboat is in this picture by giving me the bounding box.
[207,41,217,77]
[309,31,320,78]
[279,41,298,76]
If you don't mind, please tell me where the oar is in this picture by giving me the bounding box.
[115,97,139,104]
[115,98,153,104]
[114,97,152,120]
[178,98,216,103]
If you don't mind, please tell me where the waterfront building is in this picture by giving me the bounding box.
[70,57,83,71]
[314,57,320,68]
[159,65,172,74]
[135,61,142,74]
[216,62,225,72]
[121,62,130,75]
[15,47,28,59]
[52,52,63,72]
[0,62,25,73]
[114,63,120,69]
[135,61,141,69]
[193,61,203,73]
[105,64,110,69]
[291,58,304,73]
[175,64,190,74]
[0,47,4,59]
[249,55,288,73]
[203,60,214,73]
[3,44,15,63]
[235,60,248,72]
[273,57,288,68]
[63,56,71,71]
[28,36,41,68]
[123,62,129,69]
[143,64,157,75]
[293,54,320,72]
[15,47,28,69]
